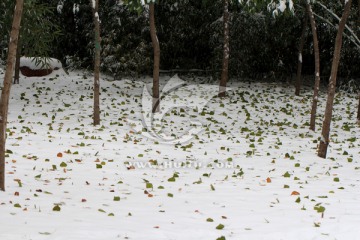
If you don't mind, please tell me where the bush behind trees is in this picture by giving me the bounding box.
[0,0,359,85]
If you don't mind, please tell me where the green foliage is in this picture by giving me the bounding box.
[0,0,61,66]
[2,0,358,82]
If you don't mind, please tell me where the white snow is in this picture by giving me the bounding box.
[0,67,359,240]
[20,57,62,70]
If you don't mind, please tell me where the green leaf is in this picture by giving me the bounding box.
[53,205,61,211]
[283,171,291,178]
[333,177,340,182]
[210,184,215,191]
[113,196,120,201]
[206,218,214,222]
[146,183,153,189]
[216,224,225,230]
[314,205,325,213]
[96,164,102,169]
[14,203,21,208]
[60,162,67,168]
[216,237,226,240]
[167,193,173,197]
[168,177,176,182]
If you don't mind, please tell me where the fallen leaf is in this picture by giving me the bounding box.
[266,177,271,183]
[291,191,300,196]
[57,152,63,158]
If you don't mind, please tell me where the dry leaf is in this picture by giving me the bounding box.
[266,177,272,183]
[291,191,300,196]
[127,166,135,170]
[57,152,63,158]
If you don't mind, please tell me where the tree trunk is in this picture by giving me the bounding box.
[357,0,360,121]
[219,0,230,98]
[149,3,160,113]
[318,0,352,158]
[0,0,24,192]
[91,0,100,125]
[307,2,321,131]
[14,34,21,84]
[357,92,360,121]
[295,8,308,96]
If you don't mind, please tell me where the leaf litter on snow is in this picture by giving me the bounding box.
[0,68,359,240]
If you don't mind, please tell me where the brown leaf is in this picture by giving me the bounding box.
[57,152,63,158]
[14,192,19,196]
[81,199,87,202]
[291,191,300,196]
[127,166,135,170]
[148,194,153,198]
[266,177,272,183]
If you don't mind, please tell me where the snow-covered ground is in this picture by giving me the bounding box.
[0,67,359,240]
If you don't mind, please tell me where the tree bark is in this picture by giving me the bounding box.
[14,34,21,84]
[318,0,352,158]
[219,0,230,98]
[92,0,101,125]
[295,8,308,96]
[0,0,24,191]
[149,3,160,113]
[357,0,360,121]
[307,2,321,131]
[357,93,360,121]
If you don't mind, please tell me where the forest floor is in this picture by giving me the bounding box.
[0,67,359,240]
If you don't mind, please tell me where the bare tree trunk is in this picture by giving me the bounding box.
[14,34,21,84]
[0,0,24,191]
[149,3,160,113]
[295,8,308,96]
[318,0,352,158]
[357,93,360,121]
[219,0,230,98]
[91,0,100,125]
[357,0,360,121]
[307,2,321,131]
